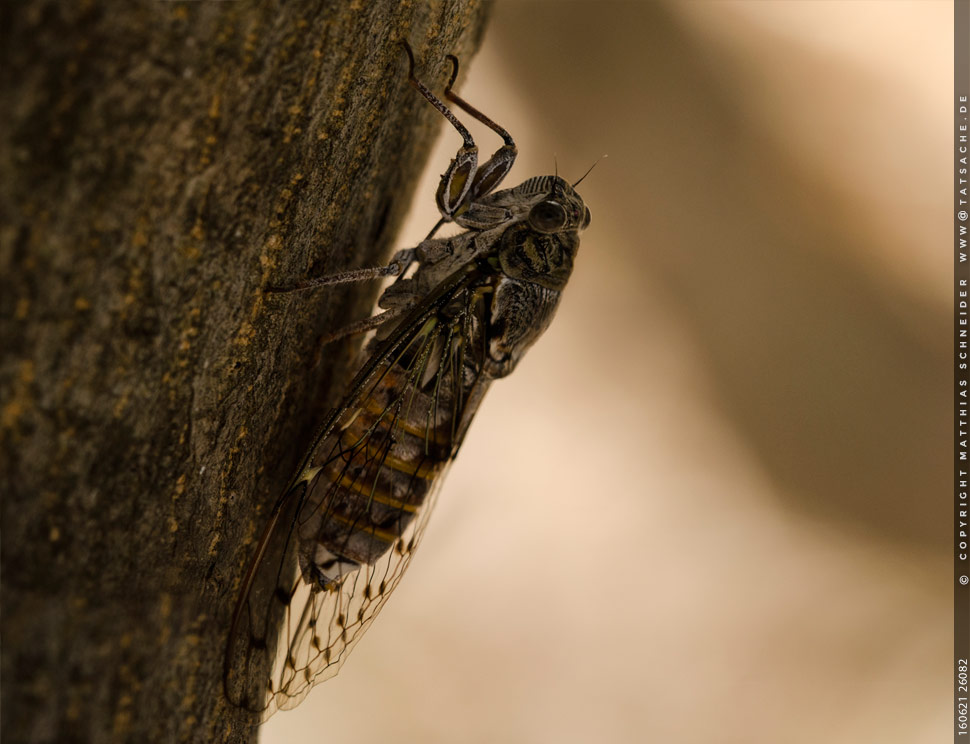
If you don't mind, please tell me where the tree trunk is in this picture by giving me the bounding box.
[0,2,490,741]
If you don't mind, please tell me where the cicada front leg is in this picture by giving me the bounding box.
[441,54,517,205]
[401,41,517,231]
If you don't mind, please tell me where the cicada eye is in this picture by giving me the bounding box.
[581,206,591,230]
[528,200,568,232]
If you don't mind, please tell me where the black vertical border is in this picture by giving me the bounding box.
[956,1,969,741]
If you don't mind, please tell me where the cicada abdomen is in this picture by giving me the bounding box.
[294,284,491,595]
[224,41,591,718]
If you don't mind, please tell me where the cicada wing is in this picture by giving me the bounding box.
[225,264,491,719]
[223,476,312,718]
[270,461,450,714]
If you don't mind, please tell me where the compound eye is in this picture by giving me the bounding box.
[581,206,591,230]
[529,200,567,232]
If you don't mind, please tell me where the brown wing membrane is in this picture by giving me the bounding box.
[225,263,492,718]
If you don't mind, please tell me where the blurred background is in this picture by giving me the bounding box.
[265,2,950,742]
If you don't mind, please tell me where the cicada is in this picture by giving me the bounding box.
[224,42,591,718]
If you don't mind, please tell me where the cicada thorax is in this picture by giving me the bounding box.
[497,223,578,292]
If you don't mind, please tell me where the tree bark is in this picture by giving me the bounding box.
[0,1,490,741]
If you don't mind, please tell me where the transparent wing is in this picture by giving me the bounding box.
[225,263,490,718]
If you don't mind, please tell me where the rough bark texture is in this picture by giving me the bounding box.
[0,2,490,742]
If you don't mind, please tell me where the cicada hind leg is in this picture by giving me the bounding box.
[400,40,517,231]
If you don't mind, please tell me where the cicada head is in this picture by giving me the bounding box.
[496,175,590,290]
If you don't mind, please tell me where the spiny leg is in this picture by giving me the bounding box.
[265,249,416,294]
[400,41,479,222]
[318,308,405,346]
[265,249,415,344]
[267,41,479,297]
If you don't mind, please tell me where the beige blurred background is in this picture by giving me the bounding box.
[264,2,950,742]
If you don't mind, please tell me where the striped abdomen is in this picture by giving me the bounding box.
[294,359,467,589]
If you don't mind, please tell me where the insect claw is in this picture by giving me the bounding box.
[444,54,460,90]
[398,39,418,81]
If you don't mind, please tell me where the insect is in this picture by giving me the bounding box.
[224,41,591,718]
